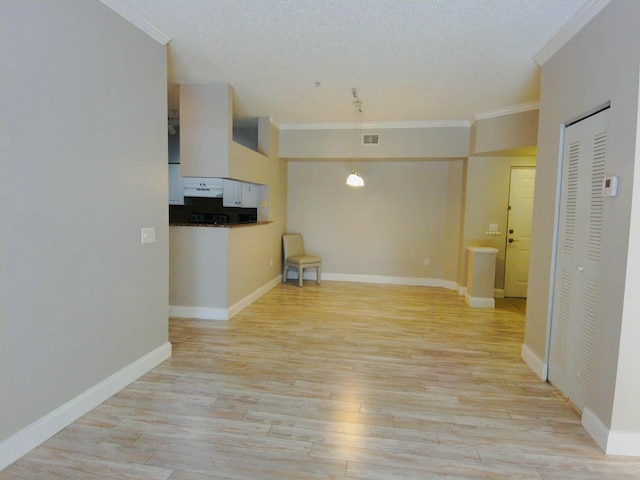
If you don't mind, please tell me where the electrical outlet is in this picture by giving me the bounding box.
[489,223,498,232]
[141,227,156,244]
[424,258,430,266]
[261,199,267,208]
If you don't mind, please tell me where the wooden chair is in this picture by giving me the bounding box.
[282,233,321,287]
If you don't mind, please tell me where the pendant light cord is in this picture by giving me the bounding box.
[352,88,363,174]
[346,88,365,187]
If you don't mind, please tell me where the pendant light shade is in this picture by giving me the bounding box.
[346,171,364,187]
[347,88,365,187]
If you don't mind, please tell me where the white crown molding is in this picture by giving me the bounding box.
[279,119,470,131]
[269,116,282,129]
[534,0,611,66]
[99,0,171,45]
[473,102,540,121]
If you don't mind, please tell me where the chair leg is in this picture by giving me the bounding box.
[316,266,321,284]
[282,265,287,283]
[298,266,303,287]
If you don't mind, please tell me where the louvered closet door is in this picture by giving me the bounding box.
[548,108,608,411]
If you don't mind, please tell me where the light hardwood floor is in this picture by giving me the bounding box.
[3,282,640,479]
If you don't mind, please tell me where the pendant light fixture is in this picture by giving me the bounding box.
[346,88,365,187]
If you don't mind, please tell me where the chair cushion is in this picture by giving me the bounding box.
[287,255,321,266]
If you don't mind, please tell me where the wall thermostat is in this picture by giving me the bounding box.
[602,175,618,197]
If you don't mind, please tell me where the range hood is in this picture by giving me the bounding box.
[182,177,223,198]
[183,187,222,198]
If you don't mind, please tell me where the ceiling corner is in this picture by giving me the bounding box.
[534,0,611,66]
[99,0,171,45]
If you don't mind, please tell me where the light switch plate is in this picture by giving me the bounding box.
[141,227,156,244]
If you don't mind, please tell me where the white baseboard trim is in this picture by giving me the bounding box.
[169,305,228,321]
[170,276,282,322]
[0,342,171,470]
[322,273,443,287]
[448,285,500,298]
[582,407,640,457]
[441,280,458,291]
[606,430,640,457]
[228,275,282,319]
[464,293,495,308]
[521,343,548,380]
[582,407,610,454]
[291,273,468,293]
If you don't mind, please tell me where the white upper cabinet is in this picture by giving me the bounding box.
[223,179,258,208]
[241,182,258,208]
[183,177,222,189]
[222,179,240,207]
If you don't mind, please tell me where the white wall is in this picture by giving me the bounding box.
[286,161,453,283]
[524,0,640,453]
[0,0,168,449]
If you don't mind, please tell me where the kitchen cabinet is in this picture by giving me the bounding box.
[183,177,223,198]
[242,182,259,208]
[169,164,184,205]
[223,179,258,208]
[222,179,241,207]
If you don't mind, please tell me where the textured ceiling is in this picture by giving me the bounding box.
[127,0,590,124]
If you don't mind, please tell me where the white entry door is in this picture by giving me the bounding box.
[548,108,608,411]
[504,167,536,298]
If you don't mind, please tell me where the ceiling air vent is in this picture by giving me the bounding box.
[362,133,380,145]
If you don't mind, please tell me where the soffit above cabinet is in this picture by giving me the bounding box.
[179,83,270,183]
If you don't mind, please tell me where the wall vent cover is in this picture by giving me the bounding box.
[362,133,380,145]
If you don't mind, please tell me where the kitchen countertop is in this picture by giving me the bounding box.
[169,220,273,228]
